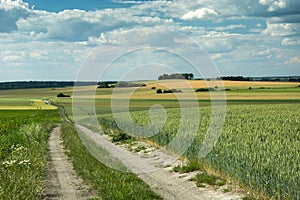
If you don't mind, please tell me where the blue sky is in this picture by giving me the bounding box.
[0,0,299,81]
[24,0,129,12]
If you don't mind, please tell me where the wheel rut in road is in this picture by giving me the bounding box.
[77,125,245,200]
[43,127,94,200]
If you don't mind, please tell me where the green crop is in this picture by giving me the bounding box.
[98,104,300,199]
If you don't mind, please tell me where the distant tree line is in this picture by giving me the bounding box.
[97,81,146,88]
[156,89,182,94]
[218,76,300,82]
[0,81,97,90]
[97,81,116,88]
[219,76,252,81]
[158,73,194,80]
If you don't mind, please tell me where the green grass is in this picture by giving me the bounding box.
[0,98,32,106]
[190,172,226,187]
[97,104,300,200]
[173,161,203,173]
[242,196,258,200]
[60,123,162,200]
[58,97,300,121]
[0,110,59,200]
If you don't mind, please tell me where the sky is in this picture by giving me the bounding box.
[0,0,299,81]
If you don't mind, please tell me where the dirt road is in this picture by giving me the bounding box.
[77,125,244,200]
[43,127,94,200]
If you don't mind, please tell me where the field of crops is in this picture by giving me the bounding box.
[1,82,298,199]
[0,99,57,110]
[98,104,300,199]
[0,110,59,199]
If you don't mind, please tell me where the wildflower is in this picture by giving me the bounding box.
[2,160,17,167]
[18,159,31,166]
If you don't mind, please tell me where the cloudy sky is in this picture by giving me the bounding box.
[0,0,299,81]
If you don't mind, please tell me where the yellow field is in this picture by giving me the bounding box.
[90,80,300,100]
[146,80,300,89]
[0,100,57,110]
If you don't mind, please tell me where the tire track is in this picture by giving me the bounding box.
[76,125,244,200]
[43,127,93,200]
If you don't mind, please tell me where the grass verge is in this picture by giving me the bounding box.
[60,123,162,200]
[0,110,59,200]
[189,171,226,188]
[172,161,203,173]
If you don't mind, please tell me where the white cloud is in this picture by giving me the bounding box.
[255,48,284,60]
[3,55,23,62]
[15,8,174,42]
[0,0,31,32]
[191,31,245,53]
[259,0,287,11]
[30,51,49,61]
[281,37,300,46]
[284,56,300,64]
[181,8,218,20]
[262,22,300,37]
[0,0,30,10]
[210,53,222,60]
[0,0,300,80]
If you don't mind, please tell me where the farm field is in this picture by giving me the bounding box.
[0,80,299,199]
[96,104,300,199]
[3,0,300,198]
[54,80,300,118]
[0,99,57,110]
[66,80,299,199]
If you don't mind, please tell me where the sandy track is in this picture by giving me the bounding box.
[43,127,93,200]
[77,125,244,200]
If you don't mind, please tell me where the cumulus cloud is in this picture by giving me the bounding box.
[15,8,174,42]
[263,22,300,37]
[0,0,30,10]
[181,8,218,20]
[0,0,31,32]
[191,31,247,54]
[255,48,284,60]
[0,0,299,79]
[259,0,287,11]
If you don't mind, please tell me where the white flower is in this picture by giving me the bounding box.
[3,160,17,167]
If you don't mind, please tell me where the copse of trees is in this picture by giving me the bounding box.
[98,82,114,88]
[158,73,194,80]
[156,88,182,94]
[57,93,71,97]
[219,76,252,81]
[97,81,146,88]
[116,82,146,88]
